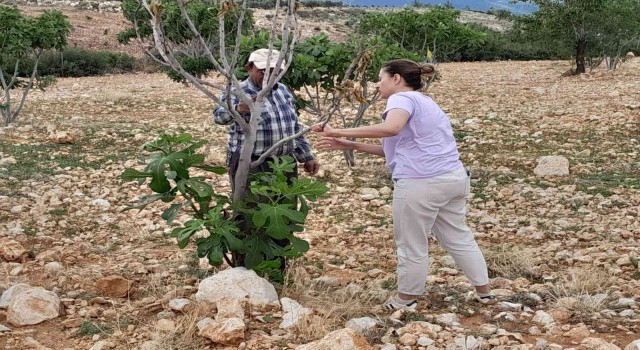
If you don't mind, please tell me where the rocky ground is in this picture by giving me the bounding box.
[1,57,639,350]
[1,4,640,350]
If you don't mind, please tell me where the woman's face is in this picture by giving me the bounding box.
[375,69,396,99]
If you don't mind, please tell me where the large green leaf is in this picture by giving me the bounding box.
[177,178,215,198]
[252,203,305,239]
[146,152,189,193]
[289,236,310,253]
[121,168,152,181]
[170,219,204,248]
[161,203,184,224]
[209,218,243,252]
[281,178,329,201]
[243,235,271,268]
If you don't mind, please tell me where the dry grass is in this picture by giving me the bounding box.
[551,268,615,312]
[281,264,387,343]
[109,301,214,350]
[484,245,542,282]
[147,302,213,350]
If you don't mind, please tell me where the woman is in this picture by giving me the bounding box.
[312,59,495,310]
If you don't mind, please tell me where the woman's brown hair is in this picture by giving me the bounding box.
[382,59,438,90]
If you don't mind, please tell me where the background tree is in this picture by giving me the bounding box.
[0,6,70,126]
[515,0,640,73]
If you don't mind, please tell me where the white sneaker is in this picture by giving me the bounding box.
[383,295,418,310]
[473,292,497,305]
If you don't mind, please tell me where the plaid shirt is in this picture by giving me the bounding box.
[213,79,314,165]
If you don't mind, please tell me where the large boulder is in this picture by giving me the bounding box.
[296,328,374,350]
[7,287,61,326]
[195,267,278,307]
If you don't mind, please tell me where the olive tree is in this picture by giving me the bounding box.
[0,6,70,126]
[516,0,640,73]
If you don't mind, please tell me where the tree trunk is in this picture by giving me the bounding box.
[343,149,355,167]
[575,39,587,74]
[230,102,263,267]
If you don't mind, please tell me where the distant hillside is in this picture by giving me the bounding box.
[339,0,537,14]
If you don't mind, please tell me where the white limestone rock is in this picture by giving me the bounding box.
[280,297,312,329]
[534,156,569,176]
[196,267,278,307]
[296,328,374,350]
[7,287,61,326]
[345,317,380,333]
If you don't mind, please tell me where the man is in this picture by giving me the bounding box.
[213,49,319,269]
[213,48,319,188]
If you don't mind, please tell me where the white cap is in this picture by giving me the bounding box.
[248,49,286,70]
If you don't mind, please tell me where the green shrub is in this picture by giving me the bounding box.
[1,47,136,78]
[121,133,328,277]
[300,0,343,8]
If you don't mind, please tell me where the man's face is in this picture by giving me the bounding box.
[246,63,274,87]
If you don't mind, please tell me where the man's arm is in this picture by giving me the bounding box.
[212,93,241,126]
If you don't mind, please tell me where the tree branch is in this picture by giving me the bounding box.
[251,126,312,168]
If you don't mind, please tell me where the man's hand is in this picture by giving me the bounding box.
[303,159,320,175]
[236,103,250,115]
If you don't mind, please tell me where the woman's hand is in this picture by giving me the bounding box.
[311,123,338,137]
[316,137,353,151]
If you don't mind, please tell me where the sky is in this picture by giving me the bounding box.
[337,0,538,14]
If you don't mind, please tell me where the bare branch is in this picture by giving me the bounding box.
[141,0,251,130]
[12,54,41,123]
[251,126,312,168]
[172,0,253,126]
[6,60,21,90]
[229,0,249,72]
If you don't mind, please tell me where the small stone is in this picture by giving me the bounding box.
[345,317,379,333]
[91,199,111,208]
[0,157,17,165]
[532,310,554,326]
[168,298,192,313]
[198,317,245,345]
[0,240,27,261]
[577,149,592,157]
[417,336,434,346]
[156,319,176,332]
[280,297,312,329]
[615,298,636,307]
[399,333,418,346]
[95,276,133,298]
[9,265,23,276]
[196,317,214,331]
[44,262,64,274]
[216,297,245,320]
[534,156,569,176]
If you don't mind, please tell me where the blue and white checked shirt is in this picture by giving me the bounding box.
[213,79,314,165]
